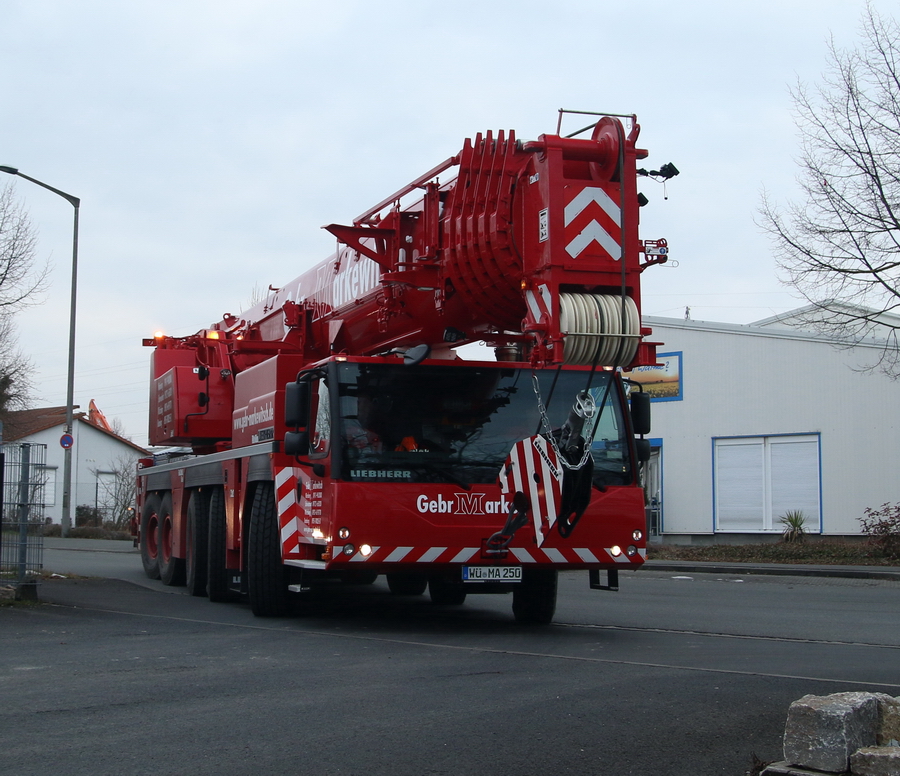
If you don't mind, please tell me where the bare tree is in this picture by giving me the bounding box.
[110,416,132,441]
[761,5,900,375]
[0,315,33,423]
[0,182,46,313]
[0,182,46,420]
[91,454,139,530]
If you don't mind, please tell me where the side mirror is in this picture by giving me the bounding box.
[634,437,651,464]
[403,343,431,366]
[284,380,310,428]
[284,430,310,457]
[630,391,651,436]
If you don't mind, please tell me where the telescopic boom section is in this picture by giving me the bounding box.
[145,115,667,447]
[319,116,661,369]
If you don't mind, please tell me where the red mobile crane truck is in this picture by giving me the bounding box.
[136,111,673,623]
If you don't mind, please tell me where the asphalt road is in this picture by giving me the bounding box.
[1,541,898,776]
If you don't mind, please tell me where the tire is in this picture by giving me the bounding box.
[157,492,186,586]
[386,573,428,596]
[206,487,235,603]
[428,576,467,605]
[185,489,210,597]
[140,493,162,580]
[512,568,558,625]
[247,482,291,617]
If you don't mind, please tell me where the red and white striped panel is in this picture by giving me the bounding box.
[333,544,646,565]
[275,466,304,557]
[524,283,552,328]
[498,435,563,547]
[563,185,622,260]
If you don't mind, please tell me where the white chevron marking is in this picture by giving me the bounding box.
[566,221,621,259]
[564,187,620,226]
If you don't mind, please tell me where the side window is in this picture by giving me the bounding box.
[310,379,331,456]
[587,385,630,486]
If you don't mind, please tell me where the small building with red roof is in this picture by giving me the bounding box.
[1,403,148,525]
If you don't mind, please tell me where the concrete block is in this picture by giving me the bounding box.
[783,692,879,773]
[871,694,900,746]
[849,746,900,776]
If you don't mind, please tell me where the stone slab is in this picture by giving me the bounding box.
[761,761,844,775]
[783,692,878,772]
[871,695,900,746]
[849,746,900,776]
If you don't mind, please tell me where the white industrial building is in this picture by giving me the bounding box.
[631,310,899,543]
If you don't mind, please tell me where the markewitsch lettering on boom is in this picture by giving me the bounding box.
[240,249,382,331]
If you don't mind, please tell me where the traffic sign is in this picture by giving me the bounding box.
[60,433,74,449]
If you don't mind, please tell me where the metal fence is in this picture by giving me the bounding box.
[1,442,46,582]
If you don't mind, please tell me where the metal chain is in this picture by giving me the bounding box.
[531,372,593,471]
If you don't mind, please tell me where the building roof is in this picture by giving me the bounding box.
[644,313,891,349]
[751,302,900,337]
[2,405,148,454]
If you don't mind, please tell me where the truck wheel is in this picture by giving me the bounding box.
[185,489,210,597]
[206,487,235,603]
[140,493,162,580]
[158,492,186,586]
[512,568,558,624]
[248,482,291,617]
[386,573,428,596]
[428,576,467,605]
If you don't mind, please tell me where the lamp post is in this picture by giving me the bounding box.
[0,166,79,537]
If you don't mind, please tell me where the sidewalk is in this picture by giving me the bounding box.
[644,558,900,581]
[39,537,173,592]
[42,537,137,553]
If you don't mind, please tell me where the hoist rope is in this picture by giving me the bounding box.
[559,293,640,367]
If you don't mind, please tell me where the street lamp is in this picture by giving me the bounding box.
[0,166,80,537]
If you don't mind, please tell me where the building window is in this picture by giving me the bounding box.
[38,466,58,507]
[713,434,821,532]
[95,471,117,520]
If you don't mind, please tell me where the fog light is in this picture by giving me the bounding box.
[626,545,637,557]
[342,544,355,556]
[610,545,622,557]
[632,529,643,541]
[338,527,351,540]
[359,544,373,557]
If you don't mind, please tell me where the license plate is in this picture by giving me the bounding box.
[462,565,522,582]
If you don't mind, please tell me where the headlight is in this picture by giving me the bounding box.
[342,544,355,556]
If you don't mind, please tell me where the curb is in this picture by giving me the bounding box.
[643,560,900,582]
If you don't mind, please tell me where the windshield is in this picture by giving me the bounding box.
[333,362,633,488]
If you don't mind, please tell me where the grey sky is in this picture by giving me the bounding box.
[1,0,870,445]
